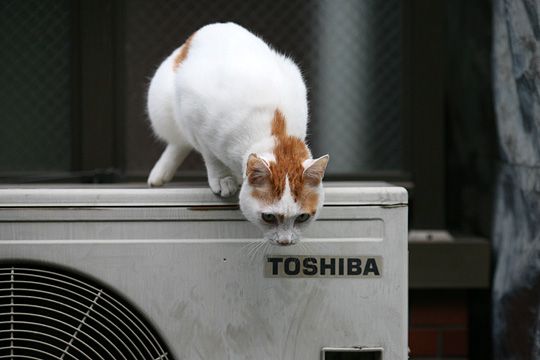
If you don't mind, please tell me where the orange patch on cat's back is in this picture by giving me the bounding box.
[270,109,309,198]
[271,109,287,138]
[173,32,196,71]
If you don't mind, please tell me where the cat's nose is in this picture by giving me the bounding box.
[277,240,292,246]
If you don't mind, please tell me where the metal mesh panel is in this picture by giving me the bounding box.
[124,0,402,176]
[311,0,402,174]
[0,0,72,172]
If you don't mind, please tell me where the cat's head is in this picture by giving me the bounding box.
[239,153,329,246]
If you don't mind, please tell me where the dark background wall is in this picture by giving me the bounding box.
[445,0,497,238]
[409,0,496,359]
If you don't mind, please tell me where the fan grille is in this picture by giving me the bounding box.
[0,264,172,360]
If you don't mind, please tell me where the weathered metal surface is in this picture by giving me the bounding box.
[0,182,407,207]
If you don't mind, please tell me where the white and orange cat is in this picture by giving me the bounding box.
[147,23,329,246]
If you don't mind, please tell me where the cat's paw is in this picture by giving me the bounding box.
[209,176,239,197]
[147,163,175,187]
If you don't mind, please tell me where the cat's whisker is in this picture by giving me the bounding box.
[247,241,265,262]
[236,240,257,256]
[244,241,257,259]
[260,242,272,260]
[258,241,269,255]
[251,241,264,259]
[239,240,258,253]
[258,242,266,254]
[252,242,268,264]
[264,241,272,255]
[246,241,257,257]
[302,242,312,254]
[234,240,261,264]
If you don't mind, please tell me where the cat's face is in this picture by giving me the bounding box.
[239,154,329,246]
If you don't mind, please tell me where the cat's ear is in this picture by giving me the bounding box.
[246,154,271,186]
[303,155,329,186]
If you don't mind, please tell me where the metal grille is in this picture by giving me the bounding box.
[123,0,402,176]
[0,265,172,360]
[0,0,72,172]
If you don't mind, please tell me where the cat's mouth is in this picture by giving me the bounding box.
[275,240,295,246]
[265,232,299,246]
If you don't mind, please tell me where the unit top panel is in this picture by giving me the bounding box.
[0,182,407,207]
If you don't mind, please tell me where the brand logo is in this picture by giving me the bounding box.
[264,256,382,278]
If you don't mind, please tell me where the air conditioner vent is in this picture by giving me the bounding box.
[0,264,172,360]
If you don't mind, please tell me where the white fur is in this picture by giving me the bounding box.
[147,22,326,245]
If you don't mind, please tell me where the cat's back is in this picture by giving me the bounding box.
[181,22,279,81]
[193,22,269,56]
[174,23,307,129]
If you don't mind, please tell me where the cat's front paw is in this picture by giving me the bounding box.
[148,163,174,187]
[208,176,239,197]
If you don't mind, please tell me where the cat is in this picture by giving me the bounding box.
[147,22,329,246]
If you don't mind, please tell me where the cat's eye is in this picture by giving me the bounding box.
[295,213,311,223]
[261,213,277,224]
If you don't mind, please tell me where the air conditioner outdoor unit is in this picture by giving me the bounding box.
[0,182,408,360]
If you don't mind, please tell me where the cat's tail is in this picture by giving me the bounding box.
[148,143,191,187]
